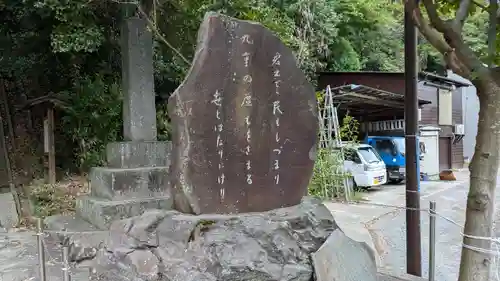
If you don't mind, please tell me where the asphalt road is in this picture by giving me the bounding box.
[364,171,500,281]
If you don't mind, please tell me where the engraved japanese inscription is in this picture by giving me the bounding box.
[168,12,317,214]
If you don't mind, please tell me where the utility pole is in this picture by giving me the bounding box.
[404,1,422,277]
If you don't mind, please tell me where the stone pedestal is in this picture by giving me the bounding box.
[47,17,174,231]
[45,198,379,281]
[46,141,173,231]
[74,141,173,230]
[83,198,340,281]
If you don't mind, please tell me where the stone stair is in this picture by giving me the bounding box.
[46,141,173,231]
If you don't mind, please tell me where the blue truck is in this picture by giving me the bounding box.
[365,136,421,184]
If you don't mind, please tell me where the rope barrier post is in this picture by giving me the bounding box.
[36,218,47,281]
[62,245,71,281]
[429,201,436,281]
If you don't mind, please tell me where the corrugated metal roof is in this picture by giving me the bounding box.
[327,84,431,116]
[318,71,471,88]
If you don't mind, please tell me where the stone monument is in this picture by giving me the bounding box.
[43,12,378,281]
[169,12,318,214]
[46,14,173,231]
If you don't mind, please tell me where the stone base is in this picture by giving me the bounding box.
[85,197,340,281]
[43,197,379,281]
[90,166,170,200]
[74,140,174,230]
[75,195,173,230]
[106,141,171,168]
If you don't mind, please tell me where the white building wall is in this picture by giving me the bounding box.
[447,71,478,162]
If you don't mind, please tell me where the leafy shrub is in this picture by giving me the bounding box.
[156,103,172,141]
[309,148,351,199]
[30,180,76,218]
[308,114,361,200]
[59,74,123,172]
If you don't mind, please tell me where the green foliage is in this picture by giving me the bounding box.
[30,181,75,217]
[418,1,499,69]
[33,0,108,53]
[284,0,340,78]
[327,0,405,72]
[309,115,361,201]
[156,103,173,141]
[0,0,489,178]
[462,11,500,66]
[59,74,123,171]
[339,115,360,141]
[309,148,350,199]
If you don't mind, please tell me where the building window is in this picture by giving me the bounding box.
[438,88,453,125]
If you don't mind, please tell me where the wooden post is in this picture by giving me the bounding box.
[47,107,56,184]
[0,80,15,145]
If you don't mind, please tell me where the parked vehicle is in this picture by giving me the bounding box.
[338,144,387,189]
[364,136,423,184]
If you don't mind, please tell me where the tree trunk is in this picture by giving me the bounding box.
[458,75,500,281]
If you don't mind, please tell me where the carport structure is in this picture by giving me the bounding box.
[327,84,431,122]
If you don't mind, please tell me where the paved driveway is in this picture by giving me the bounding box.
[325,170,500,281]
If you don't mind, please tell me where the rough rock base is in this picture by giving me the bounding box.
[86,197,336,281]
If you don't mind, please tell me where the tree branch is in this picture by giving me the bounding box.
[455,0,472,29]
[421,0,448,33]
[112,0,190,65]
[488,0,498,66]
[418,0,490,81]
[404,1,469,75]
[407,2,451,54]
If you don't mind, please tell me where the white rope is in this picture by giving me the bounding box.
[349,200,500,279]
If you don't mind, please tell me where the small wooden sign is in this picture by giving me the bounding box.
[43,119,49,153]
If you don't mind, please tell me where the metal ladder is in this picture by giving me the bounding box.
[317,86,352,200]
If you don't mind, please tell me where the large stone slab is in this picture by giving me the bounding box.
[106,141,172,168]
[88,197,336,281]
[168,12,318,214]
[89,166,170,200]
[76,195,173,230]
[312,228,378,281]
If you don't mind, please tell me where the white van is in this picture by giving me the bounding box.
[341,144,387,188]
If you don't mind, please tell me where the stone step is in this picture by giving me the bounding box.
[90,166,170,200]
[106,141,172,168]
[76,195,173,230]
